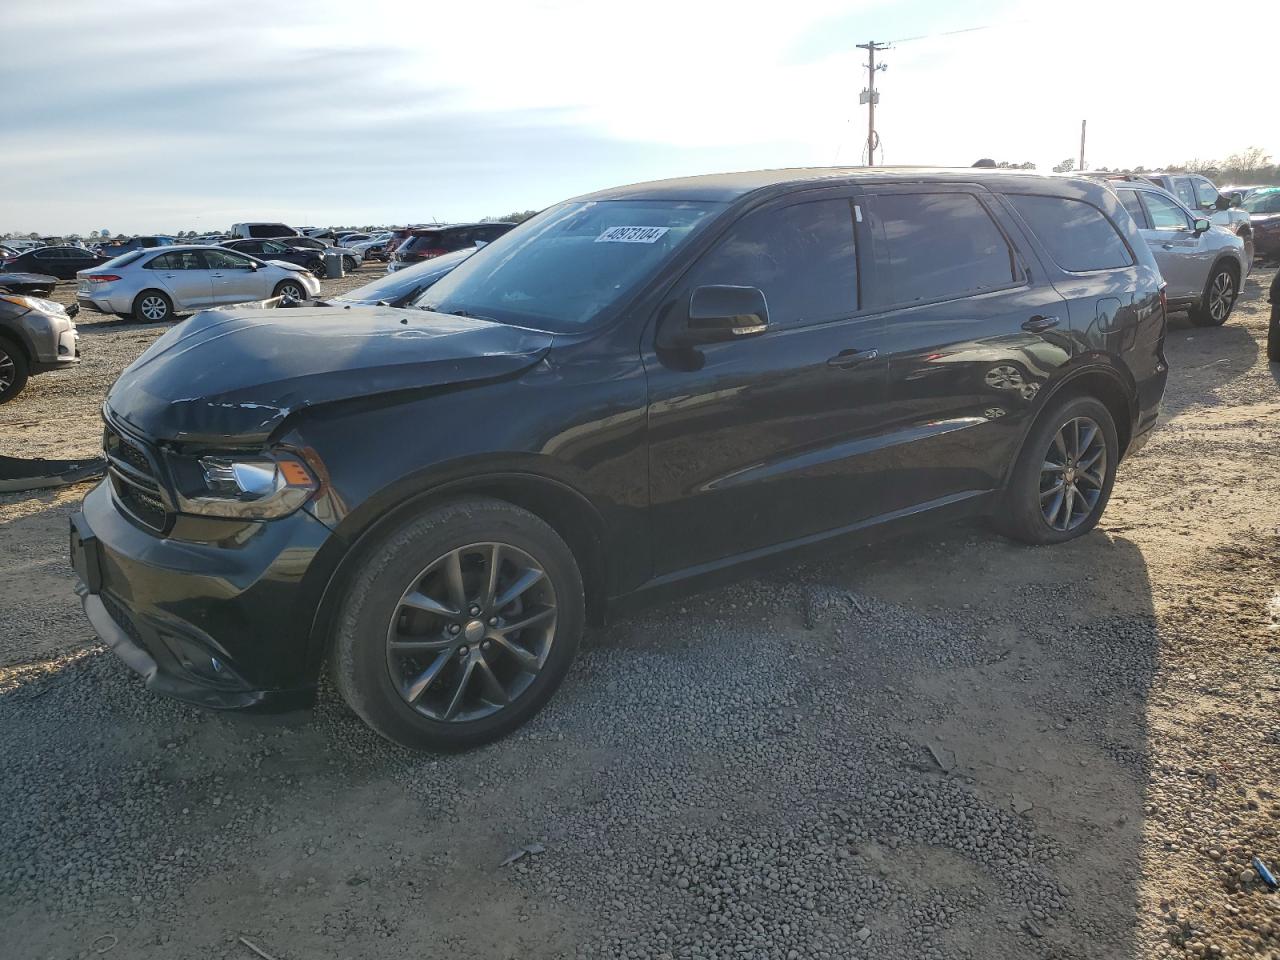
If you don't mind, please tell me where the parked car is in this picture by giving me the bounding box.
[0,272,58,297]
[1138,173,1254,262]
[230,222,301,240]
[1220,185,1270,206]
[2,245,111,280]
[0,291,79,402]
[1239,188,1280,261]
[1269,269,1279,362]
[97,235,176,257]
[69,169,1168,751]
[76,246,319,322]
[388,223,516,271]
[247,248,472,310]
[277,236,363,272]
[1105,181,1248,326]
[221,238,329,277]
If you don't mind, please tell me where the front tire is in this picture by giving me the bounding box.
[308,259,327,279]
[132,290,172,323]
[994,395,1119,545]
[273,279,307,302]
[343,256,357,272]
[331,497,584,751]
[1189,262,1238,327]
[0,335,30,403]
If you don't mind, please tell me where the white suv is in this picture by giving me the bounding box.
[1139,173,1254,264]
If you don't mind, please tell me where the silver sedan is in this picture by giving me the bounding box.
[75,245,320,323]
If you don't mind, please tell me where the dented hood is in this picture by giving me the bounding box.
[106,306,553,444]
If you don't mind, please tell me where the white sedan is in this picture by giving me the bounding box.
[75,245,320,322]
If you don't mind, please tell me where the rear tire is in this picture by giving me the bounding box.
[1268,307,1280,363]
[994,394,1119,545]
[1188,262,1238,327]
[331,497,584,751]
[132,290,172,323]
[0,335,30,403]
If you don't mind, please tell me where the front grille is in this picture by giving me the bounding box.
[103,422,170,532]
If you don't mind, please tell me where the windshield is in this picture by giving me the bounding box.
[333,249,474,304]
[414,199,726,331]
[1241,190,1280,213]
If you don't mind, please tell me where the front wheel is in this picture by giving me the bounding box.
[132,290,173,323]
[331,497,584,751]
[1189,263,1238,327]
[343,256,357,272]
[994,395,1119,545]
[308,259,327,279]
[273,280,307,302]
[0,335,30,403]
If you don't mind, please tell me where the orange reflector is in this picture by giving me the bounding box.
[279,461,314,486]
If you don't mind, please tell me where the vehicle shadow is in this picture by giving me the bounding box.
[1156,315,1257,419]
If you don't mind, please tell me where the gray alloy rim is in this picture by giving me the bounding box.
[1040,416,1106,532]
[0,348,14,392]
[278,283,304,301]
[1208,271,1234,322]
[140,295,168,321]
[385,541,557,723]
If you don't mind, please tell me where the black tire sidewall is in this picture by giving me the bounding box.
[0,335,30,402]
[132,290,172,323]
[332,498,584,751]
[998,395,1119,545]
[1268,309,1280,363]
[343,256,356,271]
[1190,263,1236,327]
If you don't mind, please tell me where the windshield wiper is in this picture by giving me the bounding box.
[432,307,498,323]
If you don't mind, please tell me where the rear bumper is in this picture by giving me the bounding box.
[70,480,330,712]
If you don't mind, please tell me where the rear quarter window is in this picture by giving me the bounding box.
[1006,194,1134,272]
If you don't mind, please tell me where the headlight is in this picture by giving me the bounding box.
[0,294,65,315]
[174,450,318,519]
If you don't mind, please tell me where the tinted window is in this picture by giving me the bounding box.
[1007,194,1133,272]
[1241,190,1280,214]
[685,198,857,327]
[248,224,291,238]
[1143,192,1190,230]
[867,192,1015,304]
[147,251,204,270]
[1192,178,1219,210]
[417,199,724,331]
[1117,190,1149,229]
[233,241,264,253]
[204,250,255,269]
[34,248,58,259]
[260,241,290,253]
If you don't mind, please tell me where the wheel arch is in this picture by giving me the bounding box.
[304,470,610,677]
[1002,363,1137,490]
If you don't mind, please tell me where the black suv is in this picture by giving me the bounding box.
[71,169,1168,750]
[220,238,326,276]
[389,222,516,269]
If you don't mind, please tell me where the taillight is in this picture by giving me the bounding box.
[86,274,122,283]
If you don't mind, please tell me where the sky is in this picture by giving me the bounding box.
[5,0,1278,236]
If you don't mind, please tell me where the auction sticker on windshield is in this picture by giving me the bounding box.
[595,226,670,243]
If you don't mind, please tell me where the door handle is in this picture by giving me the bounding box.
[1162,243,1175,249]
[1021,315,1060,333]
[827,348,879,368]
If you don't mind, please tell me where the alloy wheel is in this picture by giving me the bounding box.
[385,542,558,723]
[1039,416,1106,532]
[278,283,304,301]
[1208,271,1235,322]
[0,349,14,392]
[140,296,168,321]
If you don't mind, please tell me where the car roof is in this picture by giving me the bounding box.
[572,166,1107,204]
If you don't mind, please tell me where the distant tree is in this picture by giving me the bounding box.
[993,161,1036,170]
[1052,158,1076,174]
[28,231,39,240]
[99,229,111,238]
[483,210,539,223]
[1223,146,1271,174]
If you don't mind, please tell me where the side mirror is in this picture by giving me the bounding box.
[1215,195,1232,211]
[1193,218,1211,235]
[664,285,769,347]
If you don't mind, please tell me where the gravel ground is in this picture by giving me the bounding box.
[1,267,1278,960]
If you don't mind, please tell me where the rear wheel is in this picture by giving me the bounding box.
[273,279,307,302]
[0,335,30,403]
[1268,307,1280,363]
[132,290,172,323]
[331,497,584,751]
[994,394,1118,545]
[1189,262,1238,327]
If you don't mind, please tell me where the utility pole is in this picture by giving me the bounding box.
[1078,119,1087,172]
[856,41,890,165]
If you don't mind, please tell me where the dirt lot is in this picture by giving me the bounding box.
[2,265,1279,960]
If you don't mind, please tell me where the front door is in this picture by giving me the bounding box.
[203,249,264,303]
[1138,190,1212,302]
[644,191,888,576]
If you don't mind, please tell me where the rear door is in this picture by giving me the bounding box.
[1137,190,1209,302]
[644,190,888,574]
[861,185,1073,511]
[144,250,214,308]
